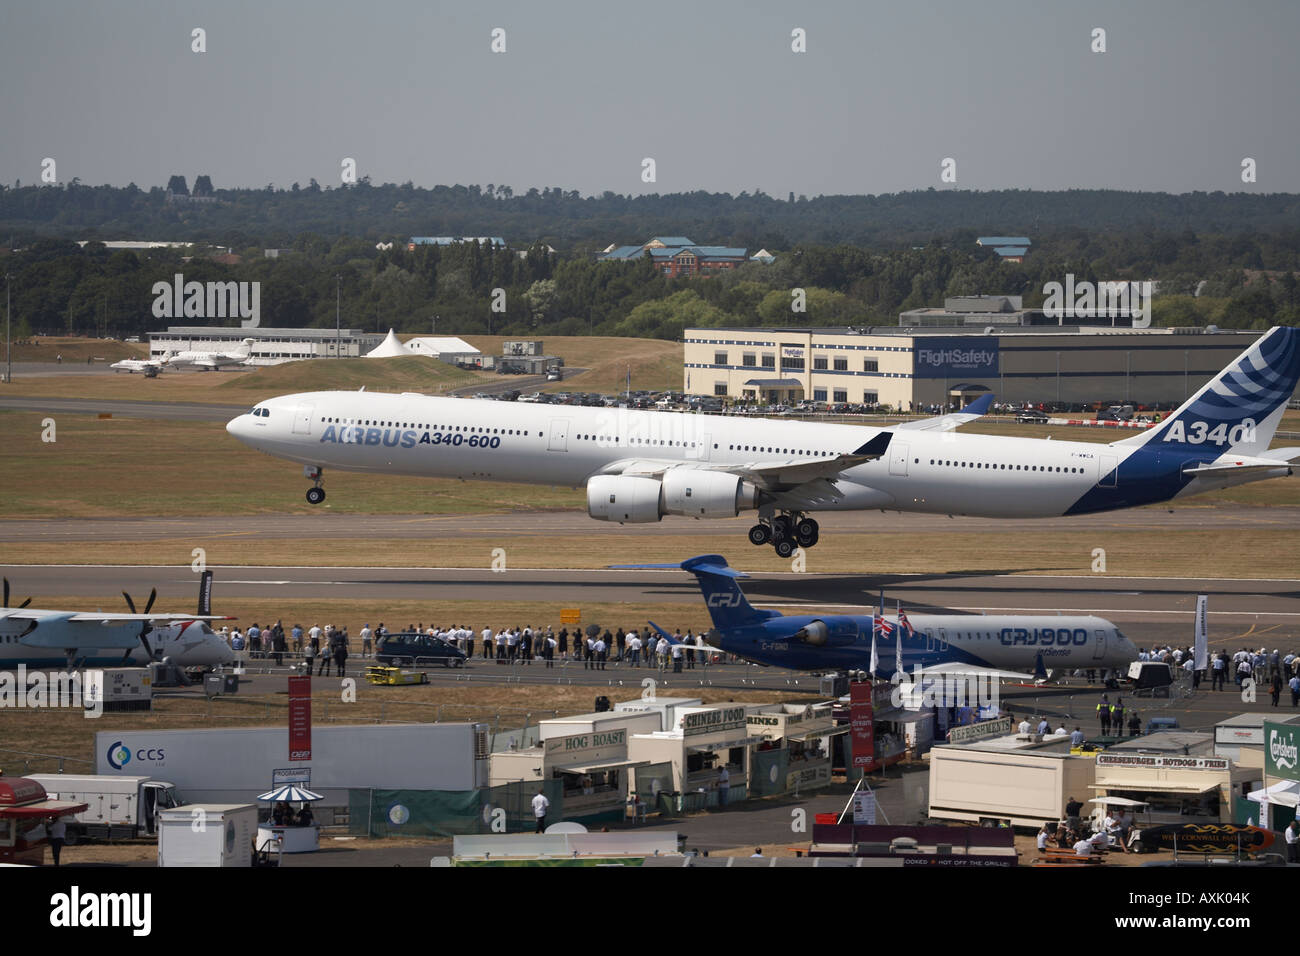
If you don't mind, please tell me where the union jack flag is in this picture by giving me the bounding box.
[873,613,894,638]
[897,609,914,638]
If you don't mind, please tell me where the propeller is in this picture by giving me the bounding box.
[3,578,32,609]
[122,588,158,664]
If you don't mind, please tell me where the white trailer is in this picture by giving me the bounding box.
[27,773,183,840]
[94,723,490,810]
[928,737,1097,828]
[157,804,256,867]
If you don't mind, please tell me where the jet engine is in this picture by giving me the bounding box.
[586,475,663,523]
[660,469,760,518]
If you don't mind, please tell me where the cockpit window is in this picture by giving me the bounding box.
[249,407,270,418]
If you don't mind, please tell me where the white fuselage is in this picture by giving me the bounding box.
[0,615,235,668]
[227,391,1238,519]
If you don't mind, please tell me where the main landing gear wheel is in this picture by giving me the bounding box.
[795,517,819,548]
[748,524,772,546]
[306,487,326,505]
[773,538,797,559]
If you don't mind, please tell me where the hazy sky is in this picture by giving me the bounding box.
[3,0,1298,195]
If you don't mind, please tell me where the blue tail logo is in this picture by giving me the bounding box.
[1123,327,1300,455]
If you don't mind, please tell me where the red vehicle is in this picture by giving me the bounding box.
[0,778,88,865]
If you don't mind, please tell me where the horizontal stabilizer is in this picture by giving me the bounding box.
[894,393,993,431]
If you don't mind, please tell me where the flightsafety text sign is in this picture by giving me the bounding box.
[1265,720,1300,782]
[912,337,999,379]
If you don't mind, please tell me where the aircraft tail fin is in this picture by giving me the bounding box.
[611,554,779,630]
[1114,327,1300,456]
[197,569,214,616]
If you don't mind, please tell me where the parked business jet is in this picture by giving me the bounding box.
[164,338,256,370]
[110,356,168,375]
[225,327,1299,555]
[625,553,1139,679]
[0,573,236,669]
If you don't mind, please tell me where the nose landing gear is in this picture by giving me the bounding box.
[748,512,819,555]
[304,465,326,505]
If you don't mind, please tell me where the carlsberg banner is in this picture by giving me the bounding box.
[1265,720,1300,782]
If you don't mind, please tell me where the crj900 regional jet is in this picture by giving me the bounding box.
[226,327,1299,555]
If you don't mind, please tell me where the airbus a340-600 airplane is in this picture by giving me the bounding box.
[625,554,1139,679]
[226,327,1300,555]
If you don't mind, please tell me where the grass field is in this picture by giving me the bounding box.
[2,335,684,402]
[8,336,147,363]
[0,411,585,517]
[4,526,1298,577]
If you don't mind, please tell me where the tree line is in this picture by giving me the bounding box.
[2,227,1296,341]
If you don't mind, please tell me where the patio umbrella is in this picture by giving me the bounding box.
[256,785,323,803]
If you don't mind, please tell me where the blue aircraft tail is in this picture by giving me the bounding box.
[611,554,780,630]
[1115,326,1300,456]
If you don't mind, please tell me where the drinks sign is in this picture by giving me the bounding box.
[1265,721,1300,782]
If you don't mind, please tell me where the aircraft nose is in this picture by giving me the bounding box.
[226,414,251,443]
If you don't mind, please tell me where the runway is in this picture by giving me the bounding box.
[0,396,243,421]
[3,562,1296,648]
[2,502,1297,543]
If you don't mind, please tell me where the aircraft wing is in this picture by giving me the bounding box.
[601,432,892,491]
[892,394,993,432]
[909,661,1040,683]
[12,613,230,649]
[64,613,233,623]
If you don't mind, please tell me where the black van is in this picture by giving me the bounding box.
[375,632,467,668]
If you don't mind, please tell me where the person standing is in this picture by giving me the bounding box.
[1212,652,1227,691]
[532,789,550,834]
[717,766,730,807]
[1286,820,1299,863]
[304,638,316,674]
[48,816,67,866]
[360,624,372,658]
[318,629,333,676]
[335,629,349,678]
[291,623,303,653]
[671,640,684,673]
[1289,674,1300,707]
[545,632,556,668]
[594,634,606,671]
[1065,796,1083,832]
[1271,672,1283,707]
[1097,695,1111,736]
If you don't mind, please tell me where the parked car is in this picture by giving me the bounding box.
[1016,409,1050,424]
[376,633,467,668]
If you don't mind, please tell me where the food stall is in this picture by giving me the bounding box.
[490,728,647,824]
[1089,732,1250,825]
[746,703,844,794]
[627,703,764,811]
[0,778,88,865]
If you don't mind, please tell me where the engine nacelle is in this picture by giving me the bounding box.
[587,475,664,523]
[660,469,760,518]
[790,618,858,647]
[794,620,830,646]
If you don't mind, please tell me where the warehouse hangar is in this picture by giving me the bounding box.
[150,326,386,365]
[684,304,1259,410]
